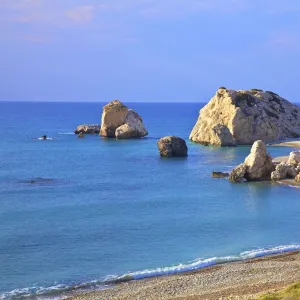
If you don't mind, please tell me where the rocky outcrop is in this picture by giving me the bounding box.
[190,88,300,146]
[229,163,247,183]
[100,100,129,138]
[212,172,229,178]
[115,110,148,139]
[288,151,300,165]
[100,101,148,139]
[271,163,297,181]
[157,136,188,157]
[243,140,274,181]
[295,173,300,183]
[74,124,100,134]
[230,140,274,182]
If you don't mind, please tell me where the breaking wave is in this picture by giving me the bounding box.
[2,244,300,299]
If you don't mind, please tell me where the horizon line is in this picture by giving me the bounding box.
[0,100,208,104]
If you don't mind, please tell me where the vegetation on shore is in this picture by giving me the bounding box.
[259,282,300,299]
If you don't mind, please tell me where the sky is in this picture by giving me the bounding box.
[1,0,300,102]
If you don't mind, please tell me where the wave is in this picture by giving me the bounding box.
[58,132,75,135]
[2,244,300,299]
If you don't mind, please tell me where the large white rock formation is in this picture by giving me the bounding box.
[100,100,148,139]
[190,88,300,146]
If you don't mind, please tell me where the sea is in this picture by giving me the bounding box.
[1,101,300,299]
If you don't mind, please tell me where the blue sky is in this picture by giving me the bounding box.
[1,0,300,102]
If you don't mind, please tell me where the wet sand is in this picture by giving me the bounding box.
[272,141,300,148]
[68,251,300,300]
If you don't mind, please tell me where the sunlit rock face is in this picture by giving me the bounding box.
[190,88,300,146]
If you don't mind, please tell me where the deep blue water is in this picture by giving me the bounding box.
[1,102,300,299]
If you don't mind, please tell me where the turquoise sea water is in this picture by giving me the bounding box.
[1,102,300,299]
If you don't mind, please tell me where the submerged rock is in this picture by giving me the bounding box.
[74,124,100,134]
[212,172,229,178]
[157,136,188,157]
[115,110,148,139]
[78,132,84,138]
[100,101,148,139]
[190,88,300,146]
[230,140,274,182]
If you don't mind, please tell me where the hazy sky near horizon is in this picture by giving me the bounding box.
[1,0,300,102]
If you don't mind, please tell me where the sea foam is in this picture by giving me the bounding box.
[2,244,300,299]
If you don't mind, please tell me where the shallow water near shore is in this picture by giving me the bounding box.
[1,102,300,299]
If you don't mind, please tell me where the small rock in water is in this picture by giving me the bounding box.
[212,172,229,178]
[74,124,100,134]
[26,177,54,184]
[157,136,188,157]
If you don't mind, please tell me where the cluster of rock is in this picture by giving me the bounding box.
[74,124,100,134]
[229,140,274,182]
[100,100,148,139]
[190,88,300,146]
[229,140,300,183]
[157,136,188,157]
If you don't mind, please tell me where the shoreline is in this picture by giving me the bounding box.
[67,250,300,300]
[272,140,300,148]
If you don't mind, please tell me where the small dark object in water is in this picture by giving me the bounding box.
[212,172,229,178]
[27,177,54,184]
[42,135,47,140]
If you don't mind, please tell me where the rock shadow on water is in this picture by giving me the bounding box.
[18,177,67,187]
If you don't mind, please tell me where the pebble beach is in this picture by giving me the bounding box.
[69,251,300,300]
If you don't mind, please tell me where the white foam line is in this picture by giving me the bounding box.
[58,132,75,135]
[119,244,300,280]
[2,244,300,299]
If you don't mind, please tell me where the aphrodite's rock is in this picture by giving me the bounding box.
[74,124,100,134]
[229,140,274,182]
[229,163,247,183]
[190,88,300,146]
[212,172,229,178]
[157,136,188,157]
[271,163,297,181]
[115,110,148,139]
[202,124,236,146]
[243,140,274,181]
[288,151,300,165]
[100,100,129,138]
